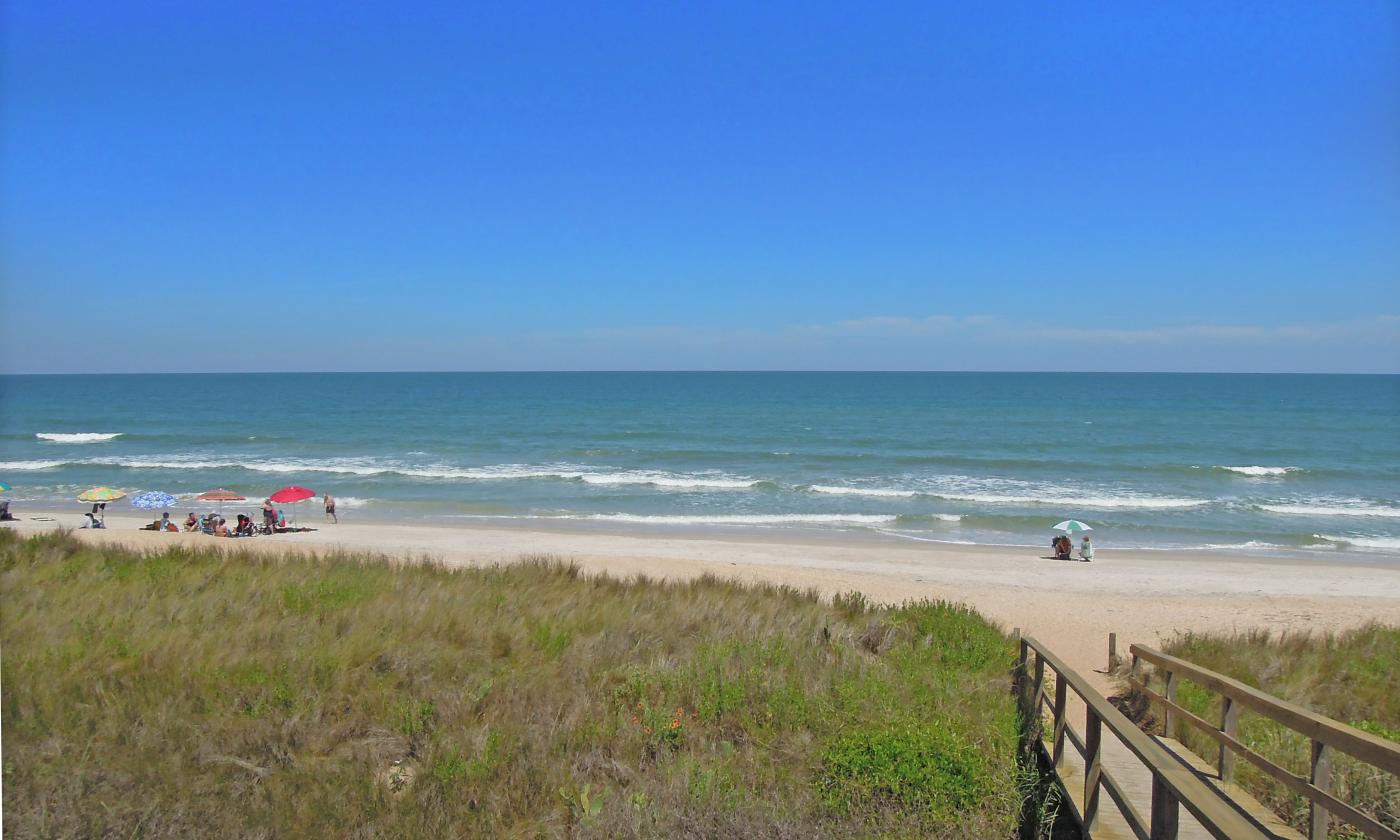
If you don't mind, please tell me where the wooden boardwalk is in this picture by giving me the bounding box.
[1015,635,1399,840]
[1043,689,1301,839]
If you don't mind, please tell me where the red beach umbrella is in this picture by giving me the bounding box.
[269,486,316,504]
[268,485,317,528]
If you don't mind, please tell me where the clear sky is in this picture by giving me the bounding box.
[2,1,1397,373]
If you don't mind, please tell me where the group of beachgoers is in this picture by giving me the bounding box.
[1052,533,1093,562]
[73,494,338,535]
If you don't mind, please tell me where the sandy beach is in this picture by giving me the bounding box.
[8,508,1399,690]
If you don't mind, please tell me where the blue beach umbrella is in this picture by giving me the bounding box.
[1052,520,1093,533]
[131,491,178,510]
[0,481,11,493]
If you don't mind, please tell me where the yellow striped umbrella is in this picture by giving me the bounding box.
[78,487,127,503]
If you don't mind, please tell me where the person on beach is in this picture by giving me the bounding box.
[262,499,276,533]
[1052,534,1072,561]
[184,512,198,531]
[1078,535,1094,562]
[324,494,337,524]
[83,512,105,529]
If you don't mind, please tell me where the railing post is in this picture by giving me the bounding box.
[1309,739,1332,840]
[1032,652,1047,740]
[1150,773,1180,840]
[1051,674,1068,769]
[1082,708,1102,839]
[1219,695,1239,782]
[1162,669,1178,740]
[1108,632,1118,671]
[1015,634,1028,710]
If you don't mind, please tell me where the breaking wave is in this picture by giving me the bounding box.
[1216,465,1299,477]
[809,485,919,498]
[1258,501,1400,518]
[1315,534,1400,551]
[573,513,899,526]
[35,432,123,443]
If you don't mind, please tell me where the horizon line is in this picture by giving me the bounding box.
[2,369,1396,377]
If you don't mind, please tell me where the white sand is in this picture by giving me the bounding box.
[8,508,1399,690]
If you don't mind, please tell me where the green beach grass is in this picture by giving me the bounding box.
[1120,625,1399,838]
[1,529,1033,838]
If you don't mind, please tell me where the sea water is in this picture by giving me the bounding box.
[1,372,1396,556]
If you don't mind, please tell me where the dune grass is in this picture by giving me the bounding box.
[0,529,1030,838]
[1121,625,1399,838]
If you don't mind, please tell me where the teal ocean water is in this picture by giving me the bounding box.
[1,372,1396,556]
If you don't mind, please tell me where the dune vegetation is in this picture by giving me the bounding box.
[1120,625,1399,838]
[0,529,1035,838]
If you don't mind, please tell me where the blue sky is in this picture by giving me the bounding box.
[2,1,1397,373]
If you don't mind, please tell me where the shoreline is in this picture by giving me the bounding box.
[7,507,1400,686]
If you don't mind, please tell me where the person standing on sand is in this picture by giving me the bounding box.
[324,494,337,524]
[1078,535,1094,562]
[262,499,276,533]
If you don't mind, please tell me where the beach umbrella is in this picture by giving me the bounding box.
[0,481,11,494]
[269,486,316,528]
[196,489,246,515]
[1052,520,1093,533]
[79,487,127,503]
[131,491,177,510]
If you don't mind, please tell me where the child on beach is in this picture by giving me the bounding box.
[324,494,337,524]
[1078,535,1094,562]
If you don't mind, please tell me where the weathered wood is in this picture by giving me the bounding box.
[1109,632,1119,670]
[1130,657,1399,840]
[1131,645,1400,775]
[1033,652,1047,742]
[1053,674,1069,769]
[1150,773,1180,840]
[1310,740,1331,840]
[1163,669,1179,741]
[1085,708,1103,837]
[1022,636,1270,840]
[1218,697,1239,782]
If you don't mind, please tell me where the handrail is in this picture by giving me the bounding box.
[1130,644,1399,840]
[1130,645,1400,775]
[1018,635,1271,840]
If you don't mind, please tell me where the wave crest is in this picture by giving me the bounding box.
[36,432,122,443]
[1259,502,1400,519]
[1217,465,1298,477]
[575,513,898,526]
[1316,534,1400,551]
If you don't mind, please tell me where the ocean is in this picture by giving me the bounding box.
[1,372,1396,556]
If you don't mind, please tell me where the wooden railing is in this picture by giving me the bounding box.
[1016,634,1271,840]
[1129,644,1400,840]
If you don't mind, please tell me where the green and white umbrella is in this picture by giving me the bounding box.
[1052,520,1093,533]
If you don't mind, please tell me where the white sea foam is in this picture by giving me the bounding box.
[1200,541,1288,551]
[810,485,919,498]
[1259,502,1400,518]
[1217,465,1298,477]
[929,490,1208,509]
[575,513,898,526]
[0,460,66,470]
[35,432,122,443]
[1316,534,1400,551]
[44,456,763,490]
